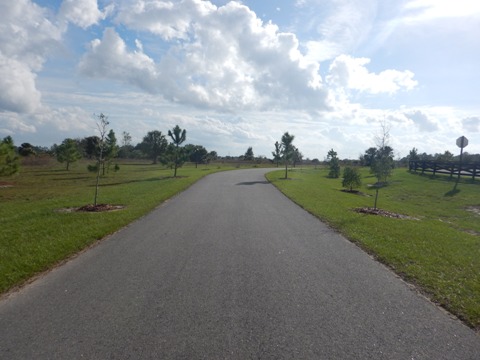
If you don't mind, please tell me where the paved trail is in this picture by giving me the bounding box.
[1,168,479,359]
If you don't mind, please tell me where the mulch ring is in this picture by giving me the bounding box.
[354,207,417,220]
[57,204,125,213]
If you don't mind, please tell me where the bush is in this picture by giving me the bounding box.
[342,167,362,191]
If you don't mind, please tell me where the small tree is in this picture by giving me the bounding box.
[93,113,109,206]
[280,132,295,179]
[168,125,187,177]
[272,141,281,167]
[103,129,119,174]
[0,136,19,176]
[327,149,340,178]
[55,138,82,170]
[244,147,254,161]
[342,167,362,192]
[371,120,394,209]
[292,146,303,168]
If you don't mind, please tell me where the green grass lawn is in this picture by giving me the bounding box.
[266,167,480,330]
[0,158,236,294]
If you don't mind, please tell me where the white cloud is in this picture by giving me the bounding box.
[327,54,417,95]
[404,0,480,22]
[115,0,216,40]
[0,0,62,113]
[78,28,159,93]
[81,2,329,111]
[404,110,438,132]
[463,117,479,133]
[0,55,42,113]
[59,0,106,29]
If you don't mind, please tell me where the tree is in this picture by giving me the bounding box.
[18,143,36,157]
[371,120,394,209]
[272,141,281,167]
[168,125,187,177]
[118,131,133,159]
[407,147,419,162]
[103,129,119,174]
[81,136,100,159]
[0,136,19,176]
[292,146,303,167]
[244,146,254,161]
[206,151,217,163]
[140,130,168,164]
[327,148,340,178]
[186,144,208,168]
[360,147,377,167]
[342,167,362,192]
[436,150,454,162]
[93,113,109,206]
[55,138,82,170]
[280,132,295,179]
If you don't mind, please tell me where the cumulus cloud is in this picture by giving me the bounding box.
[404,110,438,131]
[78,28,158,93]
[0,55,41,113]
[80,1,329,111]
[462,117,479,132]
[327,54,417,94]
[0,0,62,113]
[59,0,106,28]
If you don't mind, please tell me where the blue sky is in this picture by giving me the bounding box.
[1,0,479,159]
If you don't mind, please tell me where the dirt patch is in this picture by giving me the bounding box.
[0,181,13,188]
[354,207,417,220]
[57,204,125,213]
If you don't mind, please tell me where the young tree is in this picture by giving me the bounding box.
[168,125,187,177]
[272,141,281,167]
[55,138,82,170]
[280,132,295,179]
[342,167,362,192]
[140,130,168,164]
[0,136,19,176]
[93,113,109,206]
[327,148,340,178]
[371,120,394,209]
[118,131,133,159]
[244,147,254,161]
[292,146,303,167]
[103,129,119,174]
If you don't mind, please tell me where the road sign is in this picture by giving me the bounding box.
[456,136,468,148]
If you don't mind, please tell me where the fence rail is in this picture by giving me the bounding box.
[409,160,479,180]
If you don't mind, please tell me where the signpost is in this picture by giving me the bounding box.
[456,136,468,181]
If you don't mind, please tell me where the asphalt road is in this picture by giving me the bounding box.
[1,168,479,359]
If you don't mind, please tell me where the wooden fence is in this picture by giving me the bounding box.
[409,160,479,180]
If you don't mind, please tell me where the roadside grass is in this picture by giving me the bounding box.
[0,159,235,294]
[266,167,480,330]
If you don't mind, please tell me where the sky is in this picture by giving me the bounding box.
[1,0,479,159]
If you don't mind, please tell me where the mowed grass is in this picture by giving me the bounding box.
[0,158,236,294]
[266,167,480,330]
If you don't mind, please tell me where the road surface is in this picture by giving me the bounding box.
[1,168,479,359]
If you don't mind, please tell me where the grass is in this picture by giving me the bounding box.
[266,167,480,330]
[0,158,236,294]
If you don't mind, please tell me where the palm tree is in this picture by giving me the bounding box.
[168,125,187,177]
